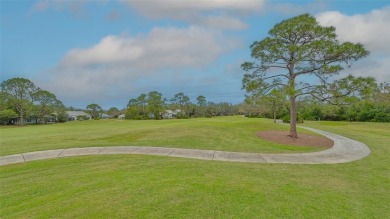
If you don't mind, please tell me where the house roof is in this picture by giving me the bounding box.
[165,109,181,114]
[66,111,91,117]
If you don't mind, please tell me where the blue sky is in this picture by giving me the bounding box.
[1,0,389,109]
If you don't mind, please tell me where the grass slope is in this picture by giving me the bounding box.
[0,119,389,218]
[0,117,325,156]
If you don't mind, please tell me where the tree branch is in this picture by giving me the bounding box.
[263,74,290,80]
[296,85,318,93]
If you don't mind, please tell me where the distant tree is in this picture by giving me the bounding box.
[56,109,68,123]
[147,91,164,119]
[373,81,390,103]
[187,103,197,117]
[218,102,233,116]
[171,92,190,117]
[196,95,206,106]
[107,107,121,118]
[206,101,219,117]
[371,82,390,122]
[127,98,138,108]
[259,88,286,123]
[32,90,64,124]
[298,97,324,121]
[243,95,272,118]
[66,106,84,111]
[127,94,150,119]
[126,99,139,119]
[196,95,207,117]
[242,14,371,138]
[86,103,102,119]
[0,78,38,125]
[137,93,148,115]
[265,89,286,123]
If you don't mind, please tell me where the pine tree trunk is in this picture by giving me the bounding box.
[288,61,298,138]
[289,95,298,138]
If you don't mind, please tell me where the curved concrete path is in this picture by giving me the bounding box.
[0,126,370,166]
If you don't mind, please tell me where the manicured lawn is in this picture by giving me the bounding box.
[0,117,325,156]
[0,119,389,218]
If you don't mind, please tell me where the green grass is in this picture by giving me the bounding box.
[1,118,389,218]
[0,116,325,156]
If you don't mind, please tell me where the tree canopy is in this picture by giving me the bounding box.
[1,78,38,125]
[0,77,67,125]
[32,90,64,124]
[86,103,102,119]
[171,92,190,117]
[147,91,164,119]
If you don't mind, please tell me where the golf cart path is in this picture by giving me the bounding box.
[0,125,371,166]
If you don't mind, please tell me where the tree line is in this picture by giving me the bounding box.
[243,81,390,123]
[125,91,237,120]
[1,76,388,126]
[0,77,240,125]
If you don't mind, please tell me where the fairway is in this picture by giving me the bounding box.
[1,118,389,218]
[0,117,327,156]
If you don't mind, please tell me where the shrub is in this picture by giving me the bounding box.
[282,114,304,123]
[0,109,18,125]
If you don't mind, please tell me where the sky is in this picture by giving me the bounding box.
[1,0,389,109]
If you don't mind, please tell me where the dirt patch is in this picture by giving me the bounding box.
[257,131,334,148]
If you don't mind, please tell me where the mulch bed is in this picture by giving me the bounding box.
[257,131,334,148]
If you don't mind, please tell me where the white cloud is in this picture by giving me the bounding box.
[316,7,390,53]
[121,0,264,16]
[32,0,263,30]
[60,36,143,67]
[200,15,248,30]
[120,0,265,30]
[61,26,237,68]
[42,26,240,103]
[344,54,390,83]
[316,7,390,82]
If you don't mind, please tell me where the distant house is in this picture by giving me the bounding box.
[118,114,125,119]
[163,110,174,119]
[66,111,92,121]
[162,109,181,119]
[100,113,111,119]
[11,115,57,125]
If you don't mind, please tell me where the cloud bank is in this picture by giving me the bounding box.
[316,7,390,82]
[43,26,239,106]
[34,0,255,107]
[120,0,265,30]
[61,26,236,68]
[316,7,390,53]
